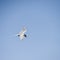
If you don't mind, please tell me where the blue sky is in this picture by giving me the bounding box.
[0,0,60,60]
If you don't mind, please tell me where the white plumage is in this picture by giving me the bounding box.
[17,27,27,40]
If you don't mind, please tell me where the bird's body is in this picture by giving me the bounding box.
[17,27,27,40]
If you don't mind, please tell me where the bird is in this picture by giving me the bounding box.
[17,27,27,40]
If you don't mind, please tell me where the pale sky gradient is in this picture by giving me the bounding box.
[0,0,60,60]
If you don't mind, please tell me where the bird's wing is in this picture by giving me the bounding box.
[19,27,27,35]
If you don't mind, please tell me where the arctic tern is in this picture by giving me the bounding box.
[17,27,27,40]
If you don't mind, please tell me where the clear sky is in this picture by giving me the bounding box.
[0,0,60,60]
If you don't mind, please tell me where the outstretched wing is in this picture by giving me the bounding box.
[19,27,27,35]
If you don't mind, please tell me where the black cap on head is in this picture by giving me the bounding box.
[24,34,27,37]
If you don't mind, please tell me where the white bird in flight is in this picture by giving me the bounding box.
[16,27,27,40]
